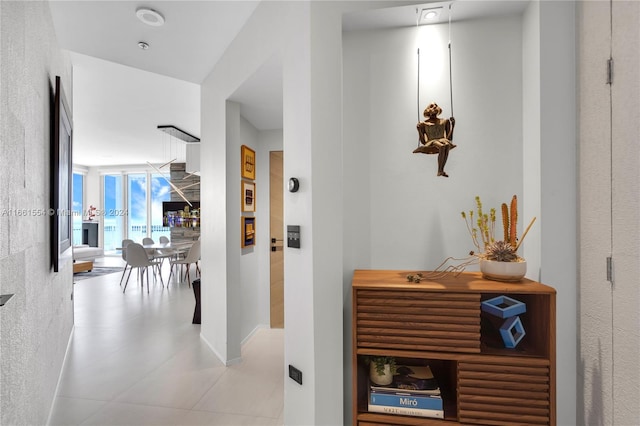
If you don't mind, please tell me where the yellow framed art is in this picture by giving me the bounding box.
[241,145,255,180]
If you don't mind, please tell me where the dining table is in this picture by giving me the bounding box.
[116,241,194,261]
[142,241,193,259]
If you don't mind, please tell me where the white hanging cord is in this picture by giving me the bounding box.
[416,9,421,122]
[448,2,454,117]
[416,8,422,148]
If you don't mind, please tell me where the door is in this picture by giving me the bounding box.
[270,151,284,328]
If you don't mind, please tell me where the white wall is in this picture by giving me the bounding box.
[343,16,524,273]
[238,114,260,341]
[537,3,577,426]
[0,2,73,424]
[522,1,542,280]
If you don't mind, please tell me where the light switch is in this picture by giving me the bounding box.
[287,225,300,248]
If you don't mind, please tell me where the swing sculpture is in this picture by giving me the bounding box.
[413,4,457,178]
[414,103,456,177]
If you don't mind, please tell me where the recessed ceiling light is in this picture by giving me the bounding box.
[138,41,150,50]
[420,7,442,21]
[136,8,165,27]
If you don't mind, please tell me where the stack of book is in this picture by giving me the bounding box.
[368,365,444,419]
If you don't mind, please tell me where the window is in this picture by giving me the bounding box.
[151,174,171,241]
[102,171,176,249]
[127,174,147,242]
[72,173,84,245]
[103,175,124,251]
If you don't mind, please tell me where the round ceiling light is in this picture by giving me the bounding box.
[138,41,150,50]
[136,8,165,26]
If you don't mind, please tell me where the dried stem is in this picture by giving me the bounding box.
[515,217,537,252]
[501,203,509,243]
[509,195,518,248]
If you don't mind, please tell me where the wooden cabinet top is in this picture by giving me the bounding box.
[352,269,556,295]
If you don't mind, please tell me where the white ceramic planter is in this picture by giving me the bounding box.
[369,363,394,385]
[480,259,527,282]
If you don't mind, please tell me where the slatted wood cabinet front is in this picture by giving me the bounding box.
[352,270,556,426]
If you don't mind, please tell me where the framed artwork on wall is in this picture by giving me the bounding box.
[241,216,256,248]
[51,75,73,272]
[241,180,256,212]
[241,145,255,180]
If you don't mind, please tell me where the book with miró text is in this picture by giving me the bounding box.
[369,391,443,411]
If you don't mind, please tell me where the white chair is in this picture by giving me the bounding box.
[142,237,155,256]
[168,240,201,286]
[118,239,134,287]
[122,243,164,293]
[155,235,176,266]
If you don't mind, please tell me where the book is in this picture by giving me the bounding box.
[370,385,441,397]
[370,392,443,411]
[367,403,444,419]
[370,364,441,396]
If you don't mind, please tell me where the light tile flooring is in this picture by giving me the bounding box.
[50,257,284,426]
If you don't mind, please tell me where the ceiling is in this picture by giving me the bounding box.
[342,1,528,31]
[49,0,264,167]
[50,1,527,168]
[50,1,260,84]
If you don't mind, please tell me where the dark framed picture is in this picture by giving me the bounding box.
[241,145,255,180]
[51,76,73,272]
[241,216,256,248]
[241,180,256,212]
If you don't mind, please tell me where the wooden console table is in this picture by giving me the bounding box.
[352,269,556,425]
[73,261,93,274]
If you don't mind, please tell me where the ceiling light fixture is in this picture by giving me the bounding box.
[148,125,201,207]
[420,7,442,22]
[136,8,165,26]
[138,41,150,50]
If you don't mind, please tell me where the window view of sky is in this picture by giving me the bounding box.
[102,173,171,250]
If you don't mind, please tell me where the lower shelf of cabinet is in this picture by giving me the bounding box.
[357,412,459,425]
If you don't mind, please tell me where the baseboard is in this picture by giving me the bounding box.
[200,333,242,366]
[46,324,75,426]
[241,324,269,346]
[199,326,270,366]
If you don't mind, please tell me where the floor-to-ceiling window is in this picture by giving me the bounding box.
[102,171,172,249]
[127,173,147,242]
[150,174,171,241]
[72,172,84,245]
[103,174,124,251]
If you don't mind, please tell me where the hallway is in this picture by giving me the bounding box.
[50,258,284,425]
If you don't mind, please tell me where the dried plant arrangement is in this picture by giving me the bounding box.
[462,195,536,262]
[407,195,536,283]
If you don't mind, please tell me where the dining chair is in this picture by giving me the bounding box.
[141,237,158,261]
[155,235,177,267]
[122,243,164,293]
[118,239,134,287]
[168,240,201,287]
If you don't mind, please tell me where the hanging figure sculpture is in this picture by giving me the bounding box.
[414,103,456,177]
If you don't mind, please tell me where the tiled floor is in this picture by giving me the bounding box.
[50,257,284,426]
